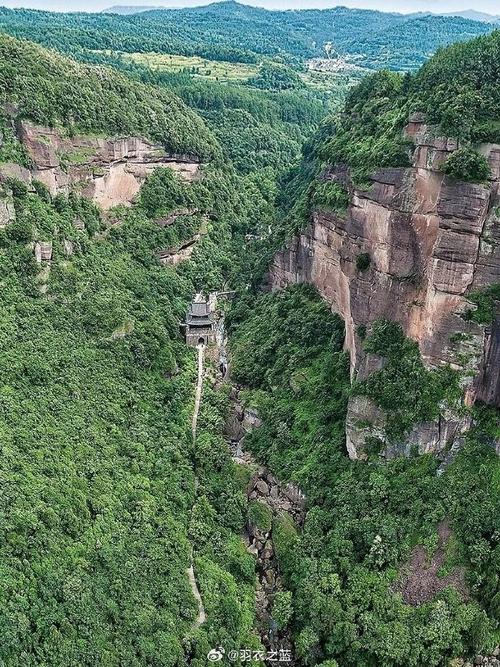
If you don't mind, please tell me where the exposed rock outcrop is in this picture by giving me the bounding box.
[0,162,31,185]
[0,121,201,210]
[0,188,15,227]
[63,239,74,257]
[157,237,199,266]
[34,241,52,264]
[156,216,208,266]
[154,208,198,227]
[268,116,500,458]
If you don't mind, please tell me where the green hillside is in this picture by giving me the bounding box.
[348,28,500,166]
[344,14,496,70]
[0,35,217,158]
[0,34,272,666]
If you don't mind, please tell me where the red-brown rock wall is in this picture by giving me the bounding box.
[2,121,201,210]
[268,120,500,457]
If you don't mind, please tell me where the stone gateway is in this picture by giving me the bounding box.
[184,295,215,347]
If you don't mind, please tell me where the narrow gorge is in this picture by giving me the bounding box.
[0,23,499,667]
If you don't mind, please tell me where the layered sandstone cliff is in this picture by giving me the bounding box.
[0,120,201,210]
[269,115,500,458]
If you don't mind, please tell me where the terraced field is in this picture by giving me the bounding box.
[124,51,259,82]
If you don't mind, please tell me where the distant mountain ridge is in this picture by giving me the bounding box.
[102,2,500,24]
[0,1,496,71]
[442,9,500,23]
[103,2,214,11]
[104,5,163,12]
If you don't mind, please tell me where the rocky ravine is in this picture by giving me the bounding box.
[227,395,305,663]
[0,120,201,210]
[268,114,500,458]
[218,311,304,661]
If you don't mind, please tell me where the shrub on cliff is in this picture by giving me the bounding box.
[356,252,371,272]
[247,500,272,533]
[353,319,461,441]
[311,180,350,214]
[442,146,491,183]
[465,283,500,324]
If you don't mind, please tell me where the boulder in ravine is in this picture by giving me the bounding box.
[255,480,270,496]
[243,406,263,431]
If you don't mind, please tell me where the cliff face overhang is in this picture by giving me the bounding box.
[268,117,500,458]
[0,120,202,210]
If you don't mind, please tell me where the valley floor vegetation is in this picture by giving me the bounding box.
[229,286,499,667]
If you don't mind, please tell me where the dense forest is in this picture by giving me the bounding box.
[0,1,495,71]
[0,36,217,158]
[0,33,280,665]
[0,9,499,667]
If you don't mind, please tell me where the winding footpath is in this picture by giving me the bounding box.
[187,342,206,630]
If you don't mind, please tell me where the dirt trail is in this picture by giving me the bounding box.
[192,343,204,439]
[186,342,206,631]
[187,564,206,628]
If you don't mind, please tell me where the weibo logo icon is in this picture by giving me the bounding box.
[207,646,225,662]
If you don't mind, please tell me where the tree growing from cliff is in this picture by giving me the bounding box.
[353,319,460,441]
[442,146,491,183]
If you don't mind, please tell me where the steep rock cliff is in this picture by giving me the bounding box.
[269,116,500,458]
[0,121,201,210]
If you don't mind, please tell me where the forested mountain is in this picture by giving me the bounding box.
[344,14,496,69]
[0,1,495,70]
[279,28,500,206]
[0,8,499,667]
[0,36,217,158]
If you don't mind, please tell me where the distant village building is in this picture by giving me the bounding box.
[185,295,215,347]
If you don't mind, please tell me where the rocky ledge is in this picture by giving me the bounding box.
[0,120,201,210]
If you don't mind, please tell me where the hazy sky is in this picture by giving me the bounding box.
[1,0,499,15]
